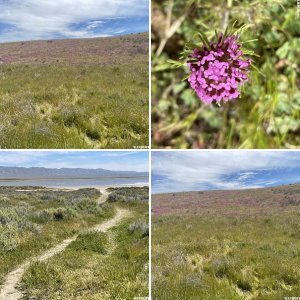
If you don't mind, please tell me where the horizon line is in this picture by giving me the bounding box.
[152,182,300,195]
[0,166,148,172]
[0,31,149,45]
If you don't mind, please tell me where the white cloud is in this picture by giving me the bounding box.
[0,151,49,165]
[0,0,148,42]
[86,21,104,30]
[99,151,140,158]
[152,151,300,193]
[237,171,256,181]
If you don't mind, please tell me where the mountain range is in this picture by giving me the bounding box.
[0,166,148,179]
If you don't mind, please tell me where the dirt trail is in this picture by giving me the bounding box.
[0,205,129,300]
[97,188,109,204]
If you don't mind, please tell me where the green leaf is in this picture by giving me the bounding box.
[198,30,210,46]
[276,42,289,59]
[167,59,186,69]
[241,47,260,57]
[179,47,194,59]
[174,82,187,94]
[194,31,210,49]
[221,25,229,44]
[251,64,265,77]
[214,29,219,42]
[229,20,238,35]
[185,41,199,49]
[181,73,190,82]
[153,63,173,72]
[234,24,254,36]
[240,39,258,44]
[181,89,197,106]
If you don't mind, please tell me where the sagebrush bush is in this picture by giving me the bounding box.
[34,207,77,223]
[0,206,34,231]
[107,187,149,203]
[0,224,19,251]
[0,206,42,252]
[0,188,106,255]
[128,220,149,237]
[70,198,102,215]
[107,193,124,202]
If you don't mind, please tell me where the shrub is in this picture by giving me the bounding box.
[107,193,123,202]
[0,224,19,251]
[85,127,100,140]
[128,220,149,237]
[54,107,85,128]
[40,192,57,201]
[0,196,9,203]
[236,278,252,292]
[70,198,102,215]
[107,187,149,203]
[34,207,77,223]
[35,209,53,223]
[0,208,19,225]
[211,258,232,279]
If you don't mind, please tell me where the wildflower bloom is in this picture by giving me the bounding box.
[187,34,251,104]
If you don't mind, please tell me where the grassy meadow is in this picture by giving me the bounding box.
[152,184,300,299]
[152,0,300,149]
[0,33,149,149]
[0,186,149,299]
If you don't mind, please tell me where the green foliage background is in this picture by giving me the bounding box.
[152,0,300,149]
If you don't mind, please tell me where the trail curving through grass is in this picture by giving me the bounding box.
[0,189,129,300]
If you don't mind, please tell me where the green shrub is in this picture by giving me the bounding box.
[128,220,149,237]
[0,224,19,251]
[236,278,252,292]
[34,207,77,223]
[107,187,149,203]
[211,258,232,279]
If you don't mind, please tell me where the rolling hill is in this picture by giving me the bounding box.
[0,33,149,149]
[0,33,148,65]
[152,183,300,216]
[152,184,300,299]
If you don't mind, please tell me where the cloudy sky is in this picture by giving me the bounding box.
[0,151,149,172]
[0,0,149,42]
[152,151,300,194]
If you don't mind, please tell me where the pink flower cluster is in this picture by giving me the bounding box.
[188,35,251,104]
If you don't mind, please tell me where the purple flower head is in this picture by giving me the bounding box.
[187,34,251,104]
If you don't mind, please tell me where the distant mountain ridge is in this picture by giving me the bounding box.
[0,166,148,179]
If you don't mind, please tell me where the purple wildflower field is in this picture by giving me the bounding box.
[152,183,300,217]
[152,185,300,299]
[0,33,148,65]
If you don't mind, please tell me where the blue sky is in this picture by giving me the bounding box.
[0,0,149,42]
[152,151,300,194]
[0,151,149,172]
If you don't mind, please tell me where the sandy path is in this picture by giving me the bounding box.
[97,188,109,204]
[0,206,129,300]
